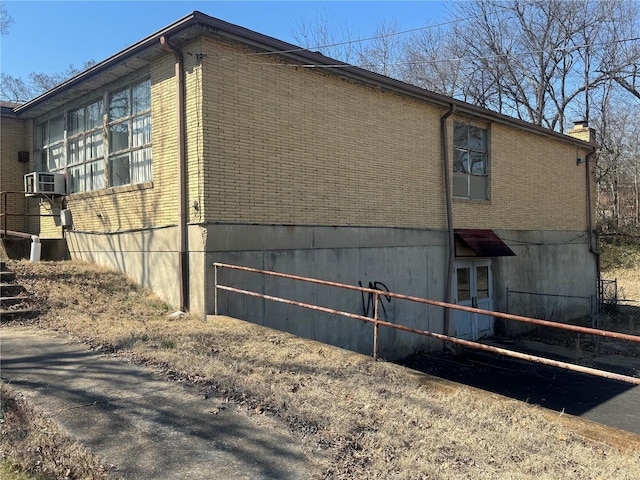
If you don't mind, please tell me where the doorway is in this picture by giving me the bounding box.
[452,260,493,340]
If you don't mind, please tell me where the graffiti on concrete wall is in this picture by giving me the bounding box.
[359,280,391,319]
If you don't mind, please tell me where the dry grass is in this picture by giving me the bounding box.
[0,383,114,480]
[3,259,640,479]
[600,239,640,301]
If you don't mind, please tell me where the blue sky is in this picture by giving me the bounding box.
[1,1,451,79]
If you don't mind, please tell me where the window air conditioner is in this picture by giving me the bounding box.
[24,172,66,197]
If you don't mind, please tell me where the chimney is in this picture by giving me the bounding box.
[567,119,595,143]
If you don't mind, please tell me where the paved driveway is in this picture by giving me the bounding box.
[1,326,317,479]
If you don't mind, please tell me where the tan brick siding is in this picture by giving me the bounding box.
[0,116,29,232]
[199,37,446,229]
[453,121,593,231]
[197,37,591,232]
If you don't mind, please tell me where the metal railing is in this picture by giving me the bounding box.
[213,262,640,385]
[0,190,58,238]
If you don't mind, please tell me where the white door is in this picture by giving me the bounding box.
[452,260,493,340]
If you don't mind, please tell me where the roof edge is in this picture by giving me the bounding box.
[14,11,595,149]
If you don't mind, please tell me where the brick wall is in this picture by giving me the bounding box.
[453,121,592,231]
[0,115,29,232]
[199,37,447,229]
[198,37,592,232]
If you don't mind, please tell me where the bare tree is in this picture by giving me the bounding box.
[0,3,12,35]
[1,61,96,102]
[400,26,468,98]
[593,83,640,231]
[356,21,406,79]
[291,8,359,64]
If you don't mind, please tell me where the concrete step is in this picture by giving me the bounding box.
[1,283,26,297]
[0,270,16,282]
[0,308,38,321]
[1,296,30,308]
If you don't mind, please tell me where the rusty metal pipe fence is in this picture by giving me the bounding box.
[213,262,640,385]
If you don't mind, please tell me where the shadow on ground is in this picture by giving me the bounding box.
[399,336,640,435]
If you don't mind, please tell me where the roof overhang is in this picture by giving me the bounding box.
[12,11,596,149]
[454,229,516,257]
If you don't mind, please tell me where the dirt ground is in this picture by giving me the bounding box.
[2,259,640,479]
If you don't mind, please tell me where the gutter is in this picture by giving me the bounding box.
[441,104,456,339]
[161,36,189,313]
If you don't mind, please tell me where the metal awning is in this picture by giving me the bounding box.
[454,229,516,257]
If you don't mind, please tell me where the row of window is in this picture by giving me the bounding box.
[34,86,485,200]
[35,78,152,194]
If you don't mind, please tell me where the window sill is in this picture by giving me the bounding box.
[453,196,491,203]
[68,181,154,200]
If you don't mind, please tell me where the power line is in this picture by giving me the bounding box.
[240,36,640,72]
[250,6,512,57]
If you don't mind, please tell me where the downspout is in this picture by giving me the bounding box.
[161,35,189,312]
[585,146,600,294]
[441,104,456,340]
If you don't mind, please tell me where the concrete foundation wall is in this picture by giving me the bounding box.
[66,227,183,309]
[492,230,598,335]
[64,224,597,360]
[206,224,449,360]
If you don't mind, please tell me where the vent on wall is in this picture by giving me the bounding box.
[24,172,66,197]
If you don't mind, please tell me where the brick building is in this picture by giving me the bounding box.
[1,12,598,358]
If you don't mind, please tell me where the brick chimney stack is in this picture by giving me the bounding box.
[567,119,596,143]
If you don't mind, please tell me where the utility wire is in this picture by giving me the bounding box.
[249,6,512,57]
[237,36,640,71]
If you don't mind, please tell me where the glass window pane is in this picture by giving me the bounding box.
[87,131,104,160]
[109,88,129,120]
[132,79,151,113]
[69,165,86,194]
[470,152,486,175]
[132,113,151,147]
[453,123,467,148]
[477,266,489,299]
[457,268,471,301]
[469,175,488,200]
[68,137,85,165]
[49,116,64,144]
[453,173,468,198]
[35,123,45,149]
[86,100,103,130]
[453,149,469,173]
[48,144,64,170]
[469,126,487,152]
[88,160,105,190]
[34,150,46,171]
[109,122,129,153]
[67,108,84,136]
[131,147,152,183]
[109,154,130,187]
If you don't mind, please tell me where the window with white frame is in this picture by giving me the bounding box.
[453,122,489,200]
[108,79,152,188]
[35,77,152,194]
[67,99,105,193]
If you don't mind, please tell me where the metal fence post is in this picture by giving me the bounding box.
[373,292,380,361]
[214,263,218,316]
[506,288,510,335]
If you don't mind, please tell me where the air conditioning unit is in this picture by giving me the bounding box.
[24,172,66,197]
